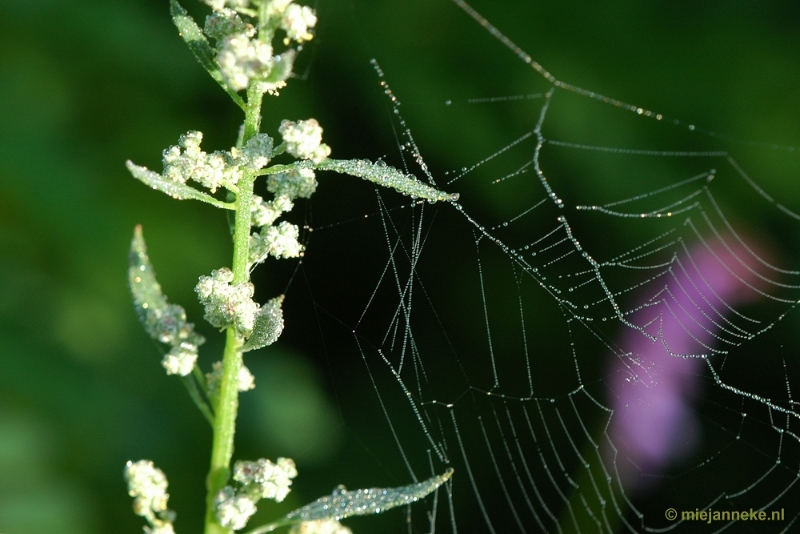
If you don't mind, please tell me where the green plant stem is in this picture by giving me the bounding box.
[204,87,263,534]
[244,85,264,143]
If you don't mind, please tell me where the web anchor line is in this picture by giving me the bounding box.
[451,0,800,154]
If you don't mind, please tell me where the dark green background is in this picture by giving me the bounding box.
[2,0,800,532]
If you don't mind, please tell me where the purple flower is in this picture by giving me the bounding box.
[607,237,764,491]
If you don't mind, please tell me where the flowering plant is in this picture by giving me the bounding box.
[124,1,455,533]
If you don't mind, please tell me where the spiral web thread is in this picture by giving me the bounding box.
[304,2,800,532]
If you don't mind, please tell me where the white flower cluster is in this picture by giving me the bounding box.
[204,0,250,11]
[141,301,204,378]
[203,1,317,93]
[206,359,256,399]
[162,341,199,377]
[279,119,331,163]
[161,132,274,193]
[239,133,274,170]
[214,487,258,531]
[217,31,275,92]
[289,520,353,534]
[251,193,294,227]
[125,460,177,534]
[266,0,293,16]
[195,268,260,336]
[248,167,318,265]
[126,460,169,517]
[268,167,318,199]
[250,220,304,263]
[280,3,317,44]
[163,131,242,193]
[234,457,298,501]
[214,457,298,531]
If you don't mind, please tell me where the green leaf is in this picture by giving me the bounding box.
[130,225,178,340]
[129,225,205,348]
[170,0,246,110]
[242,296,285,352]
[315,159,459,203]
[126,161,235,209]
[245,469,454,534]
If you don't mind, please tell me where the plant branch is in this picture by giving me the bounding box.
[204,107,260,534]
[181,373,215,426]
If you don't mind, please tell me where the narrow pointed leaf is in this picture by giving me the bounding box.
[128,225,205,349]
[246,469,454,533]
[242,296,285,352]
[127,161,234,209]
[129,224,176,339]
[315,159,459,203]
[170,0,246,110]
[285,469,453,522]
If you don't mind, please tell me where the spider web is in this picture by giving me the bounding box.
[287,1,800,532]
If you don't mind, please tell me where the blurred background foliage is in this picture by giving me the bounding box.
[1,0,800,532]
